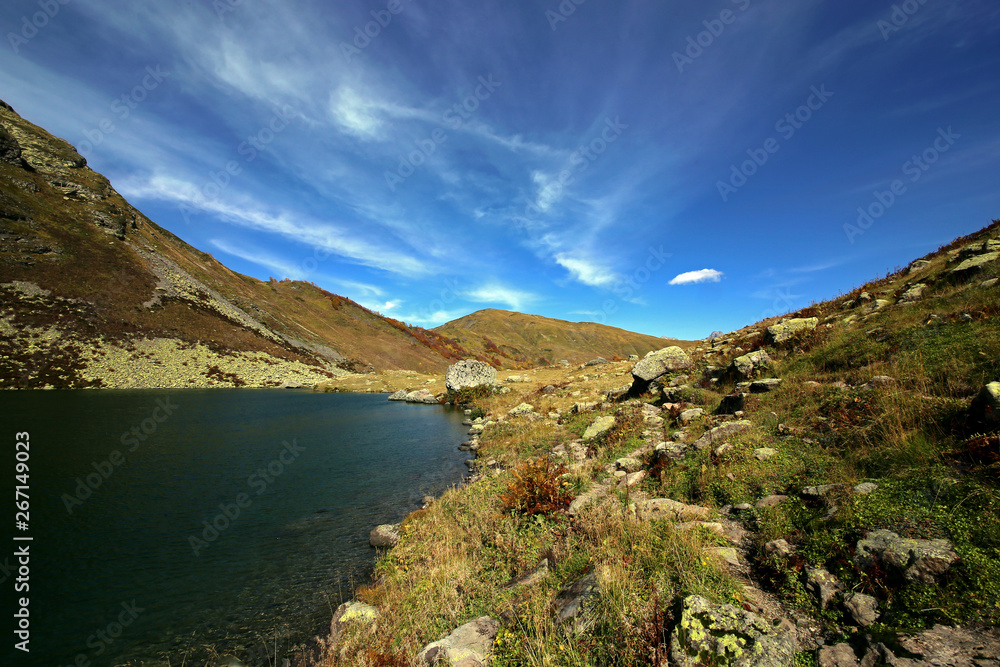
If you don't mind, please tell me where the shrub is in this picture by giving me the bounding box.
[500,458,573,516]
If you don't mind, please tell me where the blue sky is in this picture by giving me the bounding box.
[2,0,999,339]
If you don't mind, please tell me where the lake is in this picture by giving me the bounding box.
[0,389,471,666]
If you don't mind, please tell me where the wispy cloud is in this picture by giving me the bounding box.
[555,254,619,288]
[209,238,305,279]
[669,269,724,285]
[462,283,540,311]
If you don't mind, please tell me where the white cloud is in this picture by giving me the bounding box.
[556,254,619,288]
[330,86,384,139]
[208,239,305,279]
[462,283,539,311]
[669,269,724,285]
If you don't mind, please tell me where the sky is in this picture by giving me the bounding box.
[1,0,999,340]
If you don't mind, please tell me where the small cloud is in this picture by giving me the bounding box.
[330,86,383,139]
[669,269,724,285]
[463,283,539,311]
[555,254,619,288]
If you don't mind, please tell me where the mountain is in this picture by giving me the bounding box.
[0,101,483,388]
[433,308,679,367]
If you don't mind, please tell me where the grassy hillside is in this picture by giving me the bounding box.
[434,308,681,368]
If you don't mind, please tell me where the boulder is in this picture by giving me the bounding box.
[950,252,999,281]
[755,495,788,509]
[897,283,928,305]
[631,346,694,387]
[554,572,601,634]
[446,360,497,393]
[329,600,378,642]
[765,318,818,345]
[970,381,1000,427]
[717,393,747,415]
[387,389,409,401]
[692,420,752,450]
[507,402,535,417]
[614,457,642,473]
[670,595,797,667]
[413,616,499,667]
[678,408,705,424]
[0,123,26,167]
[854,529,958,584]
[730,350,773,379]
[637,498,712,522]
[842,592,878,627]
[369,524,401,548]
[750,378,783,393]
[582,415,616,441]
[753,447,777,461]
[764,539,797,558]
[804,566,843,609]
[584,357,608,367]
[406,389,439,404]
[879,624,1000,667]
[817,644,859,667]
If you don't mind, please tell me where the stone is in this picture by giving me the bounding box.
[670,595,798,667]
[755,495,788,509]
[852,482,878,495]
[710,547,740,566]
[804,566,843,609]
[413,616,499,667]
[329,600,378,642]
[971,381,1000,427]
[554,572,601,633]
[718,392,747,415]
[753,448,777,461]
[369,524,400,548]
[504,374,529,383]
[730,350,773,378]
[908,259,932,274]
[950,252,999,280]
[637,498,713,522]
[623,470,647,488]
[507,402,535,417]
[883,624,1000,667]
[445,360,497,393]
[582,415,616,441]
[584,357,608,366]
[614,457,642,473]
[628,354,639,361]
[678,408,705,424]
[765,318,819,345]
[0,122,26,167]
[897,283,928,305]
[676,521,726,536]
[692,420,752,450]
[713,442,734,457]
[817,643,859,667]
[981,278,998,289]
[802,484,842,497]
[406,389,439,404]
[764,539,797,558]
[854,529,959,584]
[842,592,878,627]
[750,379,783,393]
[631,346,694,386]
[387,389,409,401]
[604,384,632,401]
[863,375,895,390]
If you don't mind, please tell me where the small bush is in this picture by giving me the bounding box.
[500,458,573,516]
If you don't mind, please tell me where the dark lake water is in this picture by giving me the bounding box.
[0,389,471,666]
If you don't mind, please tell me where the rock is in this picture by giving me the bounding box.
[628,354,639,361]
[421,495,436,507]
[670,595,798,667]
[554,572,601,633]
[655,441,688,461]
[908,259,932,274]
[0,122,26,167]
[614,457,642,473]
[755,495,788,509]
[842,592,878,627]
[623,470,647,488]
[897,283,928,305]
[369,524,400,548]
[506,558,550,589]
[730,350,773,379]
[713,442,734,457]
[862,375,895,390]
[445,360,497,393]
[582,415,616,441]
[678,408,705,424]
[764,539,797,558]
[883,624,1000,667]
[854,529,959,584]
[802,484,842,497]
[637,498,713,522]
[584,357,608,366]
[387,389,409,401]
[981,278,998,289]
[750,379,783,393]
[753,447,777,461]
[329,600,378,642]
[971,381,1000,427]
[504,374,529,383]
[718,392,747,415]
[413,616,499,667]
[692,420,752,450]
[507,402,535,417]
[852,482,878,495]
[631,346,694,388]
[804,566,843,609]
[765,318,819,345]
[572,401,598,413]
[604,383,632,402]
[817,644,859,667]
[710,547,740,566]
[950,252,999,280]
[406,389,439,404]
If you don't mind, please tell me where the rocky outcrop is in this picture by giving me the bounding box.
[854,530,958,584]
[877,624,1000,667]
[413,616,499,667]
[637,498,712,522]
[582,415,616,441]
[369,524,401,548]
[692,420,752,450]
[446,360,497,393]
[670,595,798,667]
[0,122,28,168]
[730,350,772,379]
[765,318,818,345]
[507,402,536,417]
[554,572,601,634]
[631,346,693,391]
[388,389,408,401]
[329,600,378,643]
[971,381,1000,427]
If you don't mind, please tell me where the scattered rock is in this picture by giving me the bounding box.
[614,457,642,473]
[862,375,895,390]
[387,389,409,401]
[631,346,694,391]
[950,252,999,281]
[717,393,747,415]
[670,595,798,667]
[623,470,647,488]
[713,442,734,457]
[882,624,1000,667]
[730,350,773,379]
[755,495,788,509]
[678,408,705,424]
[554,572,601,633]
[765,317,819,345]
[628,354,639,361]
[505,559,550,589]
[897,283,928,305]
[413,616,499,667]
[764,539,797,558]
[981,278,998,289]
[329,600,378,642]
[842,592,878,627]
[908,259,932,274]
[750,378,783,393]
[804,566,843,609]
[852,482,878,495]
[971,381,1000,427]
[753,447,777,461]
[817,643,859,667]
[692,420,752,450]
[802,484,842,497]
[710,547,740,566]
[637,498,713,522]
[582,415,616,441]
[507,402,535,417]
[854,529,959,584]
[445,360,497,393]
[584,357,608,367]
[406,389,439,404]
[369,524,400,548]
